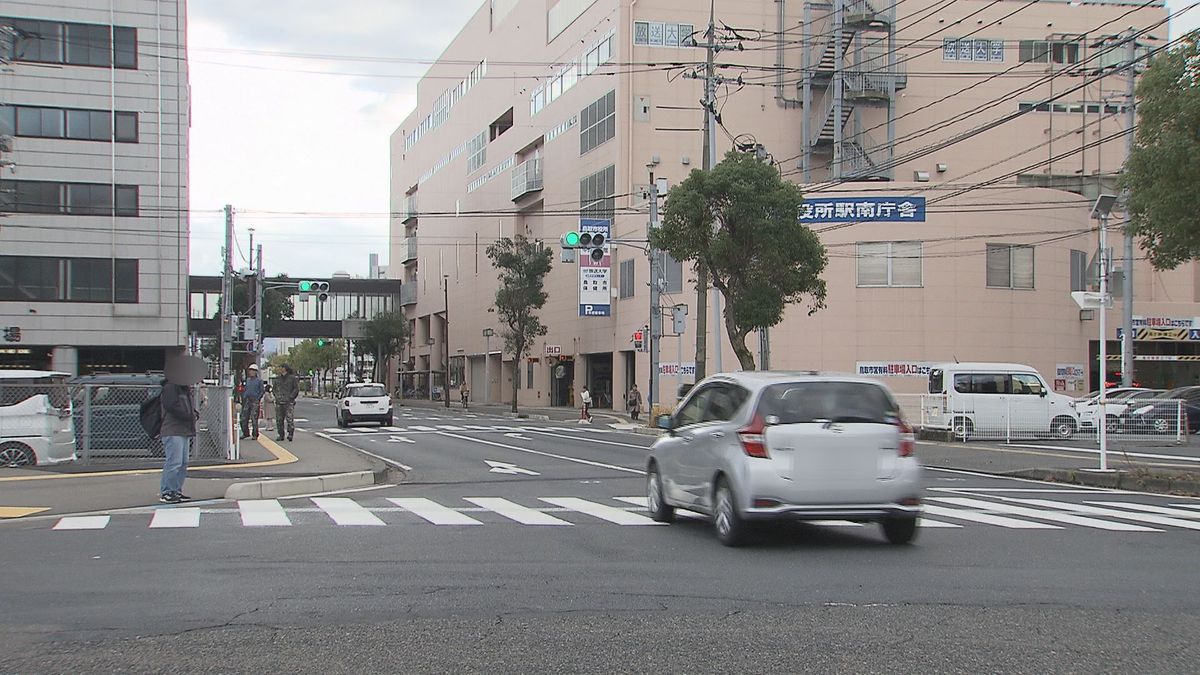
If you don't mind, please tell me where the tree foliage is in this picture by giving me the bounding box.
[1122,31,1200,270]
[651,150,828,370]
[285,339,345,390]
[485,235,554,412]
[354,310,409,382]
[213,274,295,333]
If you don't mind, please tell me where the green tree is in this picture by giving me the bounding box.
[485,235,553,413]
[1122,31,1200,270]
[286,339,344,393]
[355,310,410,382]
[207,274,297,372]
[651,150,828,370]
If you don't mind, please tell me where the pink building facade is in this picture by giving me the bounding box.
[390,0,1197,411]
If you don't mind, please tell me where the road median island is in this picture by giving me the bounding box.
[1003,467,1200,496]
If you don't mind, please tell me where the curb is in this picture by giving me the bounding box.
[223,467,399,501]
[1000,467,1200,497]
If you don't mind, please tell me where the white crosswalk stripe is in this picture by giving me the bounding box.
[380,426,404,432]
[312,498,386,526]
[53,515,110,530]
[1169,503,1200,512]
[149,508,201,529]
[1088,502,1200,519]
[409,425,437,431]
[540,497,661,525]
[389,498,482,525]
[239,500,291,527]
[464,497,572,526]
[923,504,1060,529]
[1012,499,1200,531]
[929,497,1160,532]
[436,425,466,431]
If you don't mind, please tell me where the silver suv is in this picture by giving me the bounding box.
[646,373,923,546]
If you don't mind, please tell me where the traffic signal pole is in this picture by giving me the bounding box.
[648,170,662,415]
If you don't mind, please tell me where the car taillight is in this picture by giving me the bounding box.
[738,414,769,458]
[895,417,915,457]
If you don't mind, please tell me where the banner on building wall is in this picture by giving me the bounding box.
[658,362,696,383]
[1055,363,1087,393]
[1117,328,1200,341]
[578,218,611,317]
[1132,316,1198,329]
[799,197,926,224]
[856,361,934,377]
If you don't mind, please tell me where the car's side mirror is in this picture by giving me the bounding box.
[1039,390,1047,398]
[655,414,674,433]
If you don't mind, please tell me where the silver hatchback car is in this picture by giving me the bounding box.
[646,373,923,546]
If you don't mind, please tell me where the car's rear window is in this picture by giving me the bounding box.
[757,382,900,425]
[349,386,386,398]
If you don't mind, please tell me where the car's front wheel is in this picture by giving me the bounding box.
[713,478,746,547]
[0,442,36,468]
[1051,416,1077,439]
[336,412,348,428]
[645,464,675,523]
[881,516,918,545]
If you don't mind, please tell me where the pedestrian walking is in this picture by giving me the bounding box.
[580,386,593,422]
[626,383,642,421]
[274,364,300,442]
[239,363,265,440]
[160,355,202,504]
[461,387,470,409]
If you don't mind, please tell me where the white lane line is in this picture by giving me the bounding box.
[917,518,962,528]
[436,425,466,431]
[438,432,644,475]
[465,497,572,525]
[149,508,201,529]
[1086,502,1200,519]
[1006,444,1200,464]
[238,500,291,527]
[541,497,662,525]
[322,428,346,433]
[353,428,375,433]
[929,488,1121,494]
[929,497,1159,532]
[53,515,110,530]
[923,505,1060,529]
[312,498,386,526]
[464,425,492,430]
[388,498,482,525]
[380,426,405,432]
[1011,499,1200,531]
[409,425,437,432]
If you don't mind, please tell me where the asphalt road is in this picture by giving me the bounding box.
[2,400,1198,673]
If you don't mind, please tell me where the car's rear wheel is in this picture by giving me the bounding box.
[1105,415,1121,434]
[336,412,348,428]
[1051,416,1077,439]
[1153,417,1170,434]
[951,417,974,441]
[713,478,746,547]
[645,464,674,523]
[881,516,918,545]
[0,442,36,468]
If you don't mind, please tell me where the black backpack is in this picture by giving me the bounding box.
[139,391,163,439]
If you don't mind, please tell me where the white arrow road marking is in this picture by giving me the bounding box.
[485,460,540,476]
[504,432,532,441]
[388,436,416,444]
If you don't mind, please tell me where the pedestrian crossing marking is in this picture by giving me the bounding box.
[465,497,572,526]
[929,497,1160,532]
[53,515,110,530]
[149,508,200,529]
[924,504,1060,530]
[1014,499,1200,531]
[409,426,437,432]
[1169,503,1200,512]
[239,499,291,527]
[1089,502,1200,519]
[464,425,491,430]
[540,497,661,525]
[915,518,961,528]
[312,498,386,526]
[381,426,404,432]
[436,425,466,431]
[388,498,482,525]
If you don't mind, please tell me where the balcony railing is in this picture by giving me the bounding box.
[401,236,418,264]
[511,157,544,201]
[400,282,417,306]
[402,194,418,223]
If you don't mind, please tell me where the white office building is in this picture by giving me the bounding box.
[0,0,189,374]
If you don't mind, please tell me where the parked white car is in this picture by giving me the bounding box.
[1074,388,1162,431]
[922,363,1079,440]
[0,370,77,467]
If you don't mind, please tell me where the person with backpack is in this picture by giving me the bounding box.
[159,356,202,504]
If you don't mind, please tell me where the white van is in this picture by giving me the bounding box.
[921,363,1079,440]
[0,370,77,467]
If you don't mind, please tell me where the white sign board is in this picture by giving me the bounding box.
[658,362,696,383]
[856,361,934,377]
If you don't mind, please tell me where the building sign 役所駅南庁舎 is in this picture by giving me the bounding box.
[799,197,926,224]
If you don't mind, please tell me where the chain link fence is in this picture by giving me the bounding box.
[0,382,236,467]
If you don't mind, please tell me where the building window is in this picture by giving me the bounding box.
[466,131,487,174]
[5,105,137,142]
[1070,249,1088,292]
[1019,40,1080,65]
[659,252,683,294]
[619,259,635,299]
[0,180,138,217]
[580,90,616,155]
[0,256,138,303]
[987,244,1035,289]
[580,165,616,221]
[857,241,922,287]
[5,18,137,69]
[526,360,535,389]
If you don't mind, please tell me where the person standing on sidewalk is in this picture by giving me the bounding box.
[274,364,300,441]
[626,383,642,421]
[239,364,265,440]
[461,387,470,409]
[160,356,202,504]
[580,386,593,423]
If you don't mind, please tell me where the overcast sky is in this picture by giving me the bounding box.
[186,0,1200,280]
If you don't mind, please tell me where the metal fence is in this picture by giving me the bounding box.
[0,383,236,468]
[910,393,1191,444]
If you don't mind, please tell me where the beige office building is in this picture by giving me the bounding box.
[390,0,1195,410]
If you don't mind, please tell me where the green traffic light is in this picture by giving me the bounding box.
[564,231,580,247]
[299,281,313,292]
[316,338,326,347]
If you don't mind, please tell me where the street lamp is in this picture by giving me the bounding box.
[1092,193,1117,472]
[482,327,495,404]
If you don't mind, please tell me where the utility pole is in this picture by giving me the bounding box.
[443,275,450,409]
[1121,33,1138,388]
[694,0,720,381]
[648,167,663,413]
[255,244,264,368]
[219,205,234,388]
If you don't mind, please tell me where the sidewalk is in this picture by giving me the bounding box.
[0,431,397,519]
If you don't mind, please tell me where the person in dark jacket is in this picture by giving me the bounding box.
[274,364,300,441]
[160,356,202,504]
[239,363,265,440]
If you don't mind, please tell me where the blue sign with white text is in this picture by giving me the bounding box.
[798,196,926,223]
[580,304,611,317]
